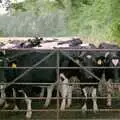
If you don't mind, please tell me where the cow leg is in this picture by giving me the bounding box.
[106,79,113,107]
[3,88,19,110]
[81,88,87,113]
[12,88,19,111]
[66,86,73,108]
[40,87,45,97]
[19,90,32,119]
[44,85,54,108]
[0,85,6,106]
[92,88,98,112]
[59,73,69,111]
[3,87,15,109]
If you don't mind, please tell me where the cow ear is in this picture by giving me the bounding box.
[2,50,6,55]
[74,59,80,64]
[78,56,84,62]
[105,52,110,58]
[79,51,86,58]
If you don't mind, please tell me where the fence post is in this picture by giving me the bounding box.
[56,49,60,120]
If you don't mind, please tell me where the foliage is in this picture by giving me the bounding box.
[0,30,3,37]
[0,10,67,37]
[111,0,120,43]
[0,0,119,43]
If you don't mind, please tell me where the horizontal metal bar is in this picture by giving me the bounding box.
[3,96,120,100]
[0,48,120,51]
[0,83,120,85]
[1,66,120,69]
[0,109,56,112]
[1,109,120,112]
[0,48,55,52]
[60,109,120,112]
[1,48,120,51]
[58,48,120,52]
[59,119,120,120]
[40,119,120,120]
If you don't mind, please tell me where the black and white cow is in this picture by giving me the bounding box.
[59,43,109,112]
[0,38,83,118]
[0,50,59,118]
[98,42,120,107]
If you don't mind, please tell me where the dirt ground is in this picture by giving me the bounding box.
[0,98,120,120]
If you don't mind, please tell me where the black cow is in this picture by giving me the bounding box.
[0,45,86,118]
[0,50,59,118]
[98,42,120,107]
[19,37,43,48]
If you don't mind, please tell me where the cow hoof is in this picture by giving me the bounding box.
[93,107,98,113]
[60,102,66,111]
[66,105,71,108]
[26,111,32,119]
[81,104,87,113]
[44,104,49,108]
[0,99,5,107]
[93,109,98,113]
[3,102,10,109]
[13,105,19,111]
[60,107,65,111]
[60,106,65,111]
[106,105,112,109]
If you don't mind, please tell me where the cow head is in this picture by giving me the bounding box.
[105,52,120,66]
[94,52,106,69]
[79,52,97,80]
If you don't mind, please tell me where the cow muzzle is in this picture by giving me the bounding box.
[112,59,119,66]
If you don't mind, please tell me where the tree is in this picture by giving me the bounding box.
[0,0,120,42]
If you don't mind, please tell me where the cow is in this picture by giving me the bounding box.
[60,44,114,112]
[59,43,109,112]
[0,50,58,118]
[0,38,83,118]
[98,42,120,107]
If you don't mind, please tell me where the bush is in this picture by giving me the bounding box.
[0,10,67,37]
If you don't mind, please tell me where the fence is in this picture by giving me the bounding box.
[0,37,120,120]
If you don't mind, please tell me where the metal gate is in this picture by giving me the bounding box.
[0,37,120,120]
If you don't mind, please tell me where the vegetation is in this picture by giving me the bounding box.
[0,0,119,43]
